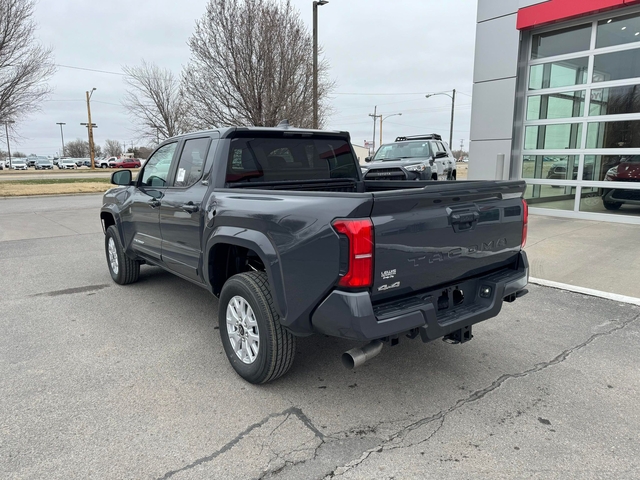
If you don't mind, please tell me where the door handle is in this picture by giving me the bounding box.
[181,202,200,213]
[148,199,161,208]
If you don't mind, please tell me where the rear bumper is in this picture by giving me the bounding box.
[311,251,529,342]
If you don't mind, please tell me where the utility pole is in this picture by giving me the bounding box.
[56,122,66,157]
[84,88,97,169]
[3,120,15,168]
[312,0,328,129]
[369,106,381,155]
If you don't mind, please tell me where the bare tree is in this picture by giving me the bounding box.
[122,61,188,143]
[0,0,55,136]
[103,139,123,157]
[182,0,334,129]
[64,139,89,158]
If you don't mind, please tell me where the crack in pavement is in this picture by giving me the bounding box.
[157,407,325,480]
[324,312,640,478]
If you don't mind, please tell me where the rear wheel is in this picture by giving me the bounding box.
[219,271,295,384]
[105,225,140,285]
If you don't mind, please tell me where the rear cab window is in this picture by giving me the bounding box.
[225,136,359,184]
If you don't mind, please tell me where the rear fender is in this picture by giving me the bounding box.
[204,227,286,319]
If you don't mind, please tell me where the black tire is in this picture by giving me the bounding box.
[603,200,622,210]
[451,170,457,180]
[431,173,438,181]
[105,225,140,285]
[219,271,295,384]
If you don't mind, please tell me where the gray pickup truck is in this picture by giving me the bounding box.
[100,125,529,384]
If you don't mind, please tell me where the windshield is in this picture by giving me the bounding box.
[373,141,431,162]
[37,159,51,164]
[12,159,25,164]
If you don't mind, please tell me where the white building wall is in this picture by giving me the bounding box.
[469,0,545,180]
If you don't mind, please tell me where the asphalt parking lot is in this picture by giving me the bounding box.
[1,194,639,479]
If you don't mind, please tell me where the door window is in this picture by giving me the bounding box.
[174,138,210,187]
[140,143,177,187]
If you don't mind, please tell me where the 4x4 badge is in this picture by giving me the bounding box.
[378,281,400,291]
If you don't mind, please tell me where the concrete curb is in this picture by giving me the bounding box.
[530,277,640,307]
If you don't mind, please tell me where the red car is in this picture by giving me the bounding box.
[602,155,640,210]
[109,158,141,169]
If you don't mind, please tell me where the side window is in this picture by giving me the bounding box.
[174,138,210,188]
[140,143,177,187]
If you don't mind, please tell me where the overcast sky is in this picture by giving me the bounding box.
[10,0,478,155]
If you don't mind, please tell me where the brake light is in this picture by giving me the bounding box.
[522,199,528,248]
[332,219,374,288]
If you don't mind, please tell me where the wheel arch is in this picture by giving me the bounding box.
[205,227,287,319]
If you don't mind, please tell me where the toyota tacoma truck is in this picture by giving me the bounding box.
[100,124,529,384]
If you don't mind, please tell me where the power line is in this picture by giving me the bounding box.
[55,64,126,76]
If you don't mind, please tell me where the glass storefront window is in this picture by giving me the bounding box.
[525,124,583,150]
[593,48,640,82]
[525,184,576,210]
[581,154,640,181]
[580,186,640,216]
[590,84,640,116]
[586,120,640,148]
[596,13,640,48]
[527,90,585,120]
[529,57,589,90]
[532,24,592,59]
[522,155,580,180]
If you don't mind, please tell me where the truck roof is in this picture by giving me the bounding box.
[165,123,351,143]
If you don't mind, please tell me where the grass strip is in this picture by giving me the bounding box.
[0,177,112,186]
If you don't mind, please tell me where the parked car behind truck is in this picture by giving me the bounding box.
[101,125,529,384]
[361,134,457,181]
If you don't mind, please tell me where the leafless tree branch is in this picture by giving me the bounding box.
[122,60,189,143]
[0,0,55,142]
[182,0,334,130]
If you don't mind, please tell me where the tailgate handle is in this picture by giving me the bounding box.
[451,211,479,232]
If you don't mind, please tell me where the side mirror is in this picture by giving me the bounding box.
[365,156,372,163]
[435,151,448,159]
[111,169,132,186]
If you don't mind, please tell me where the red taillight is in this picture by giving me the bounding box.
[522,199,528,248]
[332,219,373,288]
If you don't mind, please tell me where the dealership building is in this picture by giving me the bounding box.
[470,0,640,223]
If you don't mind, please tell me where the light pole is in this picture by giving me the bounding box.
[425,89,456,148]
[312,0,328,129]
[380,113,402,146]
[2,120,15,168]
[369,106,381,155]
[56,122,66,157]
[84,88,97,169]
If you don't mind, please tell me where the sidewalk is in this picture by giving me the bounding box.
[525,214,640,298]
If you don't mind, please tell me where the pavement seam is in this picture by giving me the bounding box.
[157,406,324,480]
[324,311,640,478]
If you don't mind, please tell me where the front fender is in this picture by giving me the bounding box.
[100,205,126,245]
[204,226,287,320]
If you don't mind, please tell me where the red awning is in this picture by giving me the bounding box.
[517,0,640,30]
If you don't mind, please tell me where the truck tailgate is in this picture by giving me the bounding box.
[370,181,526,302]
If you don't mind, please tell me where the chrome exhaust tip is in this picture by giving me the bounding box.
[341,340,383,369]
